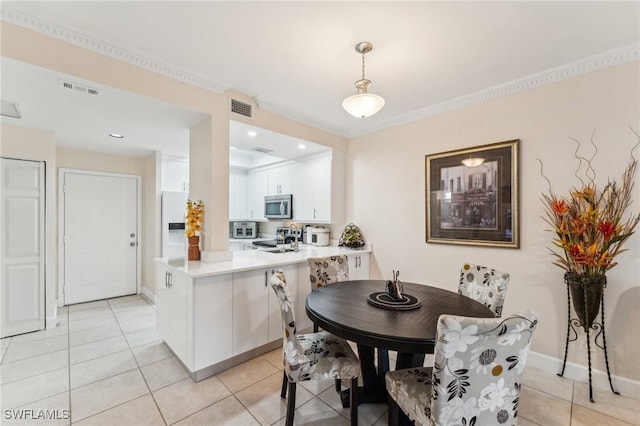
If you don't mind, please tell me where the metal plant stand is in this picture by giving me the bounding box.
[558,279,619,402]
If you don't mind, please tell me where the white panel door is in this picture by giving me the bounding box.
[0,159,45,338]
[62,171,138,304]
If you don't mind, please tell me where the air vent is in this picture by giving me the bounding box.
[58,80,100,96]
[1,100,21,119]
[230,98,253,118]
[250,147,273,154]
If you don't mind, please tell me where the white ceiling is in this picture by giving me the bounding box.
[1,1,639,159]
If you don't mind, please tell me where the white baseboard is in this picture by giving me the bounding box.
[528,350,640,397]
[141,286,155,306]
[45,313,57,330]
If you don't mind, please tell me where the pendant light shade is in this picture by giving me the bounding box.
[342,42,385,118]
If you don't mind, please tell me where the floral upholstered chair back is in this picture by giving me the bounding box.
[308,255,349,290]
[430,311,538,426]
[459,263,510,318]
[269,271,300,371]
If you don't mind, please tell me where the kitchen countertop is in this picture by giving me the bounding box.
[158,243,372,278]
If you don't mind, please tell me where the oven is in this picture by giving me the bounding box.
[232,221,256,239]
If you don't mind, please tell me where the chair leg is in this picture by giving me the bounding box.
[281,372,288,398]
[285,381,296,426]
[334,379,342,393]
[388,394,400,426]
[313,324,319,332]
[349,377,358,426]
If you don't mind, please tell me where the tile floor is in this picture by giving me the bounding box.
[1,295,638,425]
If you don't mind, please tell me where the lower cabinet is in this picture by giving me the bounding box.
[348,252,370,280]
[156,261,232,372]
[232,264,298,356]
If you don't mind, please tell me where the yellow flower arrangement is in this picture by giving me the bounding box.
[185,200,204,238]
[540,134,639,277]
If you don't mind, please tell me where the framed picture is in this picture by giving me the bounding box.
[425,139,520,248]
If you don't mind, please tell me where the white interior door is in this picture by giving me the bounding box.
[1,158,45,338]
[62,170,139,305]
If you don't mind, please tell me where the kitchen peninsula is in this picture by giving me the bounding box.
[155,244,371,381]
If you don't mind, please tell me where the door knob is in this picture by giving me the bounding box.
[130,233,135,238]
[130,242,136,247]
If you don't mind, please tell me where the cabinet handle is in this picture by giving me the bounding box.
[264,270,268,287]
[168,272,173,288]
[165,271,169,287]
[313,208,316,219]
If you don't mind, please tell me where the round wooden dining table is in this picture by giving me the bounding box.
[305,279,494,405]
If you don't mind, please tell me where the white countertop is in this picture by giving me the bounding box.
[158,244,372,278]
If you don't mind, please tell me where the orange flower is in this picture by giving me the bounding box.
[597,221,615,241]
[552,199,569,215]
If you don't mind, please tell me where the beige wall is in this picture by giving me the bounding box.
[346,61,640,383]
[1,124,58,326]
[56,146,145,175]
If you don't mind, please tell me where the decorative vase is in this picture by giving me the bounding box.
[565,272,605,332]
[188,236,201,261]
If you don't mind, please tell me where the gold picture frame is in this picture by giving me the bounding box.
[425,139,520,248]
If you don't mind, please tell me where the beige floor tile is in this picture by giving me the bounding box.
[573,382,640,425]
[2,391,70,426]
[69,323,123,347]
[108,296,151,312]
[70,349,138,389]
[519,385,572,426]
[124,327,162,348]
[299,378,334,396]
[518,417,543,426]
[10,324,69,345]
[235,372,314,426]
[68,300,109,312]
[217,356,279,393]
[131,341,173,367]
[0,367,69,409]
[73,394,163,426]
[522,367,574,401]
[272,397,349,426]
[371,412,389,426]
[70,335,129,365]
[0,349,68,384]
[571,404,635,426]
[261,348,284,370]
[1,337,12,349]
[1,343,8,362]
[153,375,231,424]
[70,369,149,422]
[68,306,113,323]
[141,356,189,391]
[318,384,387,425]
[68,312,117,333]
[173,395,260,426]
[117,314,157,334]
[2,335,69,363]
[113,305,156,322]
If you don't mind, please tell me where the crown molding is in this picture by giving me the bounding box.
[346,43,639,138]
[2,5,637,140]
[0,6,230,94]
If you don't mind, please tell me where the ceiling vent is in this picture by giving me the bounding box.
[58,80,100,96]
[1,100,22,119]
[230,98,253,118]
[250,147,273,154]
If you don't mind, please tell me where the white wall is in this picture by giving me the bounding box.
[346,61,640,385]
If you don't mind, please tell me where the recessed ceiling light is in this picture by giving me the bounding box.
[247,130,257,137]
[298,143,306,150]
[109,133,124,139]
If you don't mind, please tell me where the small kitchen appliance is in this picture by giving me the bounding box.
[232,221,257,239]
[310,226,330,246]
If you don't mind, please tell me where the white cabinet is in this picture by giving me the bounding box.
[293,153,344,223]
[156,261,233,372]
[267,164,294,195]
[156,263,188,361]
[162,158,189,192]
[348,253,370,280]
[232,264,298,356]
[229,170,248,220]
[247,169,268,220]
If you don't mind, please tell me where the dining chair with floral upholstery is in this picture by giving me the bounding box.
[270,270,360,426]
[385,310,538,426]
[458,263,510,318]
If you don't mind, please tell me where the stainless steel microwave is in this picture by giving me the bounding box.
[264,194,293,219]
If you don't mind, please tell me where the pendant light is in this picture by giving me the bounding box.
[342,42,385,118]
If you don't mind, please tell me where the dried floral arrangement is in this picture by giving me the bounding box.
[185,200,204,238]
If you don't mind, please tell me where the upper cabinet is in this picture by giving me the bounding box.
[267,163,294,195]
[229,169,248,221]
[162,157,189,192]
[293,152,344,224]
[247,168,268,221]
